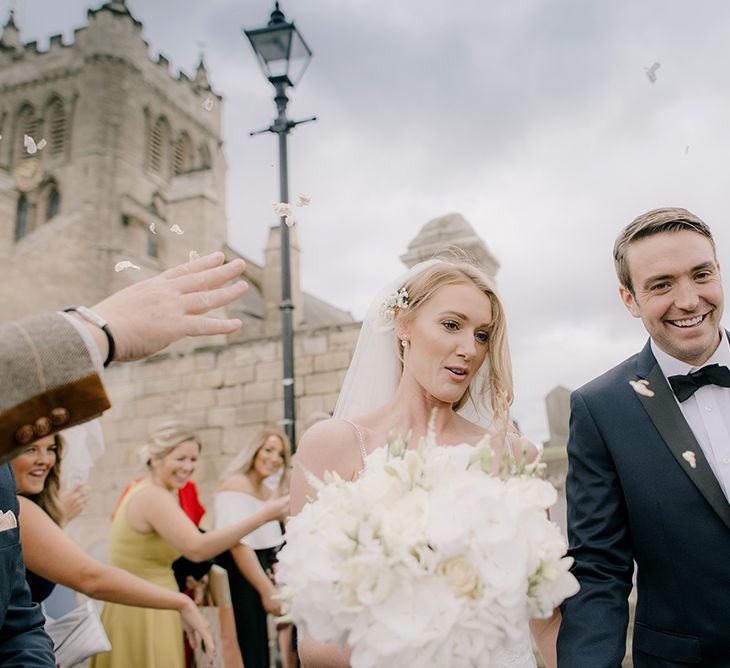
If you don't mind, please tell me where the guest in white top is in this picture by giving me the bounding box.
[214,428,291,668]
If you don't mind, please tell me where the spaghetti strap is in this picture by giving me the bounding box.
[341,419,368,473]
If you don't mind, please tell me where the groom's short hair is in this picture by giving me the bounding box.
[614,207,716,295]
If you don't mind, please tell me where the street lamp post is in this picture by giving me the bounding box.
[244,2,315,451]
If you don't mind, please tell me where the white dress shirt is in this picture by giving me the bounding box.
[651,332,730,499]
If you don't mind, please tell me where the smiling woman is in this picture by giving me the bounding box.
[90,421,290,668]
[10,433,218,665]
[214,428,292,668]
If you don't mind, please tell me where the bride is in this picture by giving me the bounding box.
[290,257,560,668]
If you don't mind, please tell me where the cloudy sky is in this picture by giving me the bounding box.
[10,0,730,442]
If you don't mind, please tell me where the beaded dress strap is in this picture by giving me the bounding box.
[341,419,368,473]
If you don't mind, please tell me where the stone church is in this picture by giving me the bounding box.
[0,1,566,549]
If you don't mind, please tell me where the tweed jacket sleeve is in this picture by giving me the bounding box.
[0,312,111,459]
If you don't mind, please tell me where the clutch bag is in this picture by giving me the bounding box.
[45,600,112,667]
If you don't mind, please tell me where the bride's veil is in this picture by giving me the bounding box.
[333,259,496,432]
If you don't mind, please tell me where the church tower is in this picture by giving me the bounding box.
[0,1,227,321]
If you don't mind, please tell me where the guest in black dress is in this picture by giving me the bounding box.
[214,428,292,668]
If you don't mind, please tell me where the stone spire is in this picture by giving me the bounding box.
[194,56,211,90]
[100,0,132,16]
[400,213,500,281]
[1,10,22,51]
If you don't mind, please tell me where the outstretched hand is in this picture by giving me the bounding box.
[59,482,91,523]
[180,598,216,666]
[92,252,247,362]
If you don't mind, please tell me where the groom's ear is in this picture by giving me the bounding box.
[619,285,642,318]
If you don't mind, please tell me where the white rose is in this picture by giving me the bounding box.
[436,555,481,599]
[380,487,430,553]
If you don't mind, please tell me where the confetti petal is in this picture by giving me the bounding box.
[169,224,184,235]
[24,134,37,155]
[645,62,660,83]
[272,202,291,217]
[629,379,655,397]
[202,97,214,112]
[36,138,47,151]
[681,450,697,469]
[285,214,296,227]
[296,192,311,207]
[189,250,200,261]
[149,222,157,235]
[114,260,141,272]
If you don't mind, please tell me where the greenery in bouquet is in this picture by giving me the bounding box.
[277,416,578,668]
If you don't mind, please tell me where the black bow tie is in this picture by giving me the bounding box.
[667,364,730,402]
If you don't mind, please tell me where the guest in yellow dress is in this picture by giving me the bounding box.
[91,421,289,668]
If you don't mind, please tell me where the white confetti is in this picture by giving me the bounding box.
[202,97,214,112]
[272,202,291,217]
[114,260,141,272]
[169,224,184,235]
[285,214,296,227]
[681,450,697,469]
[24,134,38,154]
[629,379,655,397]
[645,62,660,84]
[149,222,157,235]
[189,250,200,261]
[36,138,47,151]
[296,192,311,207]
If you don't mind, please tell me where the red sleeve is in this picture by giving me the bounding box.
[178,481,206,526]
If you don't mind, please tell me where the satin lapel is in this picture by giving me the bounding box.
[636,363,730,532]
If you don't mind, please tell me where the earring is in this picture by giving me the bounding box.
[401,339,408,348]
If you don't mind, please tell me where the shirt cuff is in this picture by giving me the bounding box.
[59,311,105,373]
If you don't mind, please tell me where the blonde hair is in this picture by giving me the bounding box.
[395,257,514,438]
[222,428,291,495]
[25,434,65,526]
[140,420,201,467]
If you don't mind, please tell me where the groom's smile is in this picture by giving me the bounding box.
[619,229,724,367]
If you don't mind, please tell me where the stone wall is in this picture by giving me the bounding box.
[71,322,361,551]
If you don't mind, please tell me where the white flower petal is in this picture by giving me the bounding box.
[169,224,184,235]
[114,260,141,272]
[629,379,655,397]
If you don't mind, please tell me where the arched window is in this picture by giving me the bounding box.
[173,132,193,175]
[46,97,67,156]
[147,233,159,258]
[16,104,38,162]
[198,142,211,170]
[15,195,29,240]
[148,116,171,178]
[46,188,60,220]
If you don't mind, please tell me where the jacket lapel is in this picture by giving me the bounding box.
[634,344,730,532]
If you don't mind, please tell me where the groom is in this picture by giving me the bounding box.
[557,208,730,667]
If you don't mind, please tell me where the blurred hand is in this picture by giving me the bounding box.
[261,588,283,616]
[263,494,290,523]
[185,574,209,606]
[92,252,247,362]
[180,598,216,666]
[60,482,91,522]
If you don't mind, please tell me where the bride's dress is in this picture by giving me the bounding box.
[493,636,537,668]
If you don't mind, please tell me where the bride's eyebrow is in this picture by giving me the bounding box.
[437,310,490,327]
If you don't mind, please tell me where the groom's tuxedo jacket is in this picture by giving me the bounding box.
[557,335,730,668]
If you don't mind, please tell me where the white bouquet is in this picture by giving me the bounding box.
[277,422,579,668]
